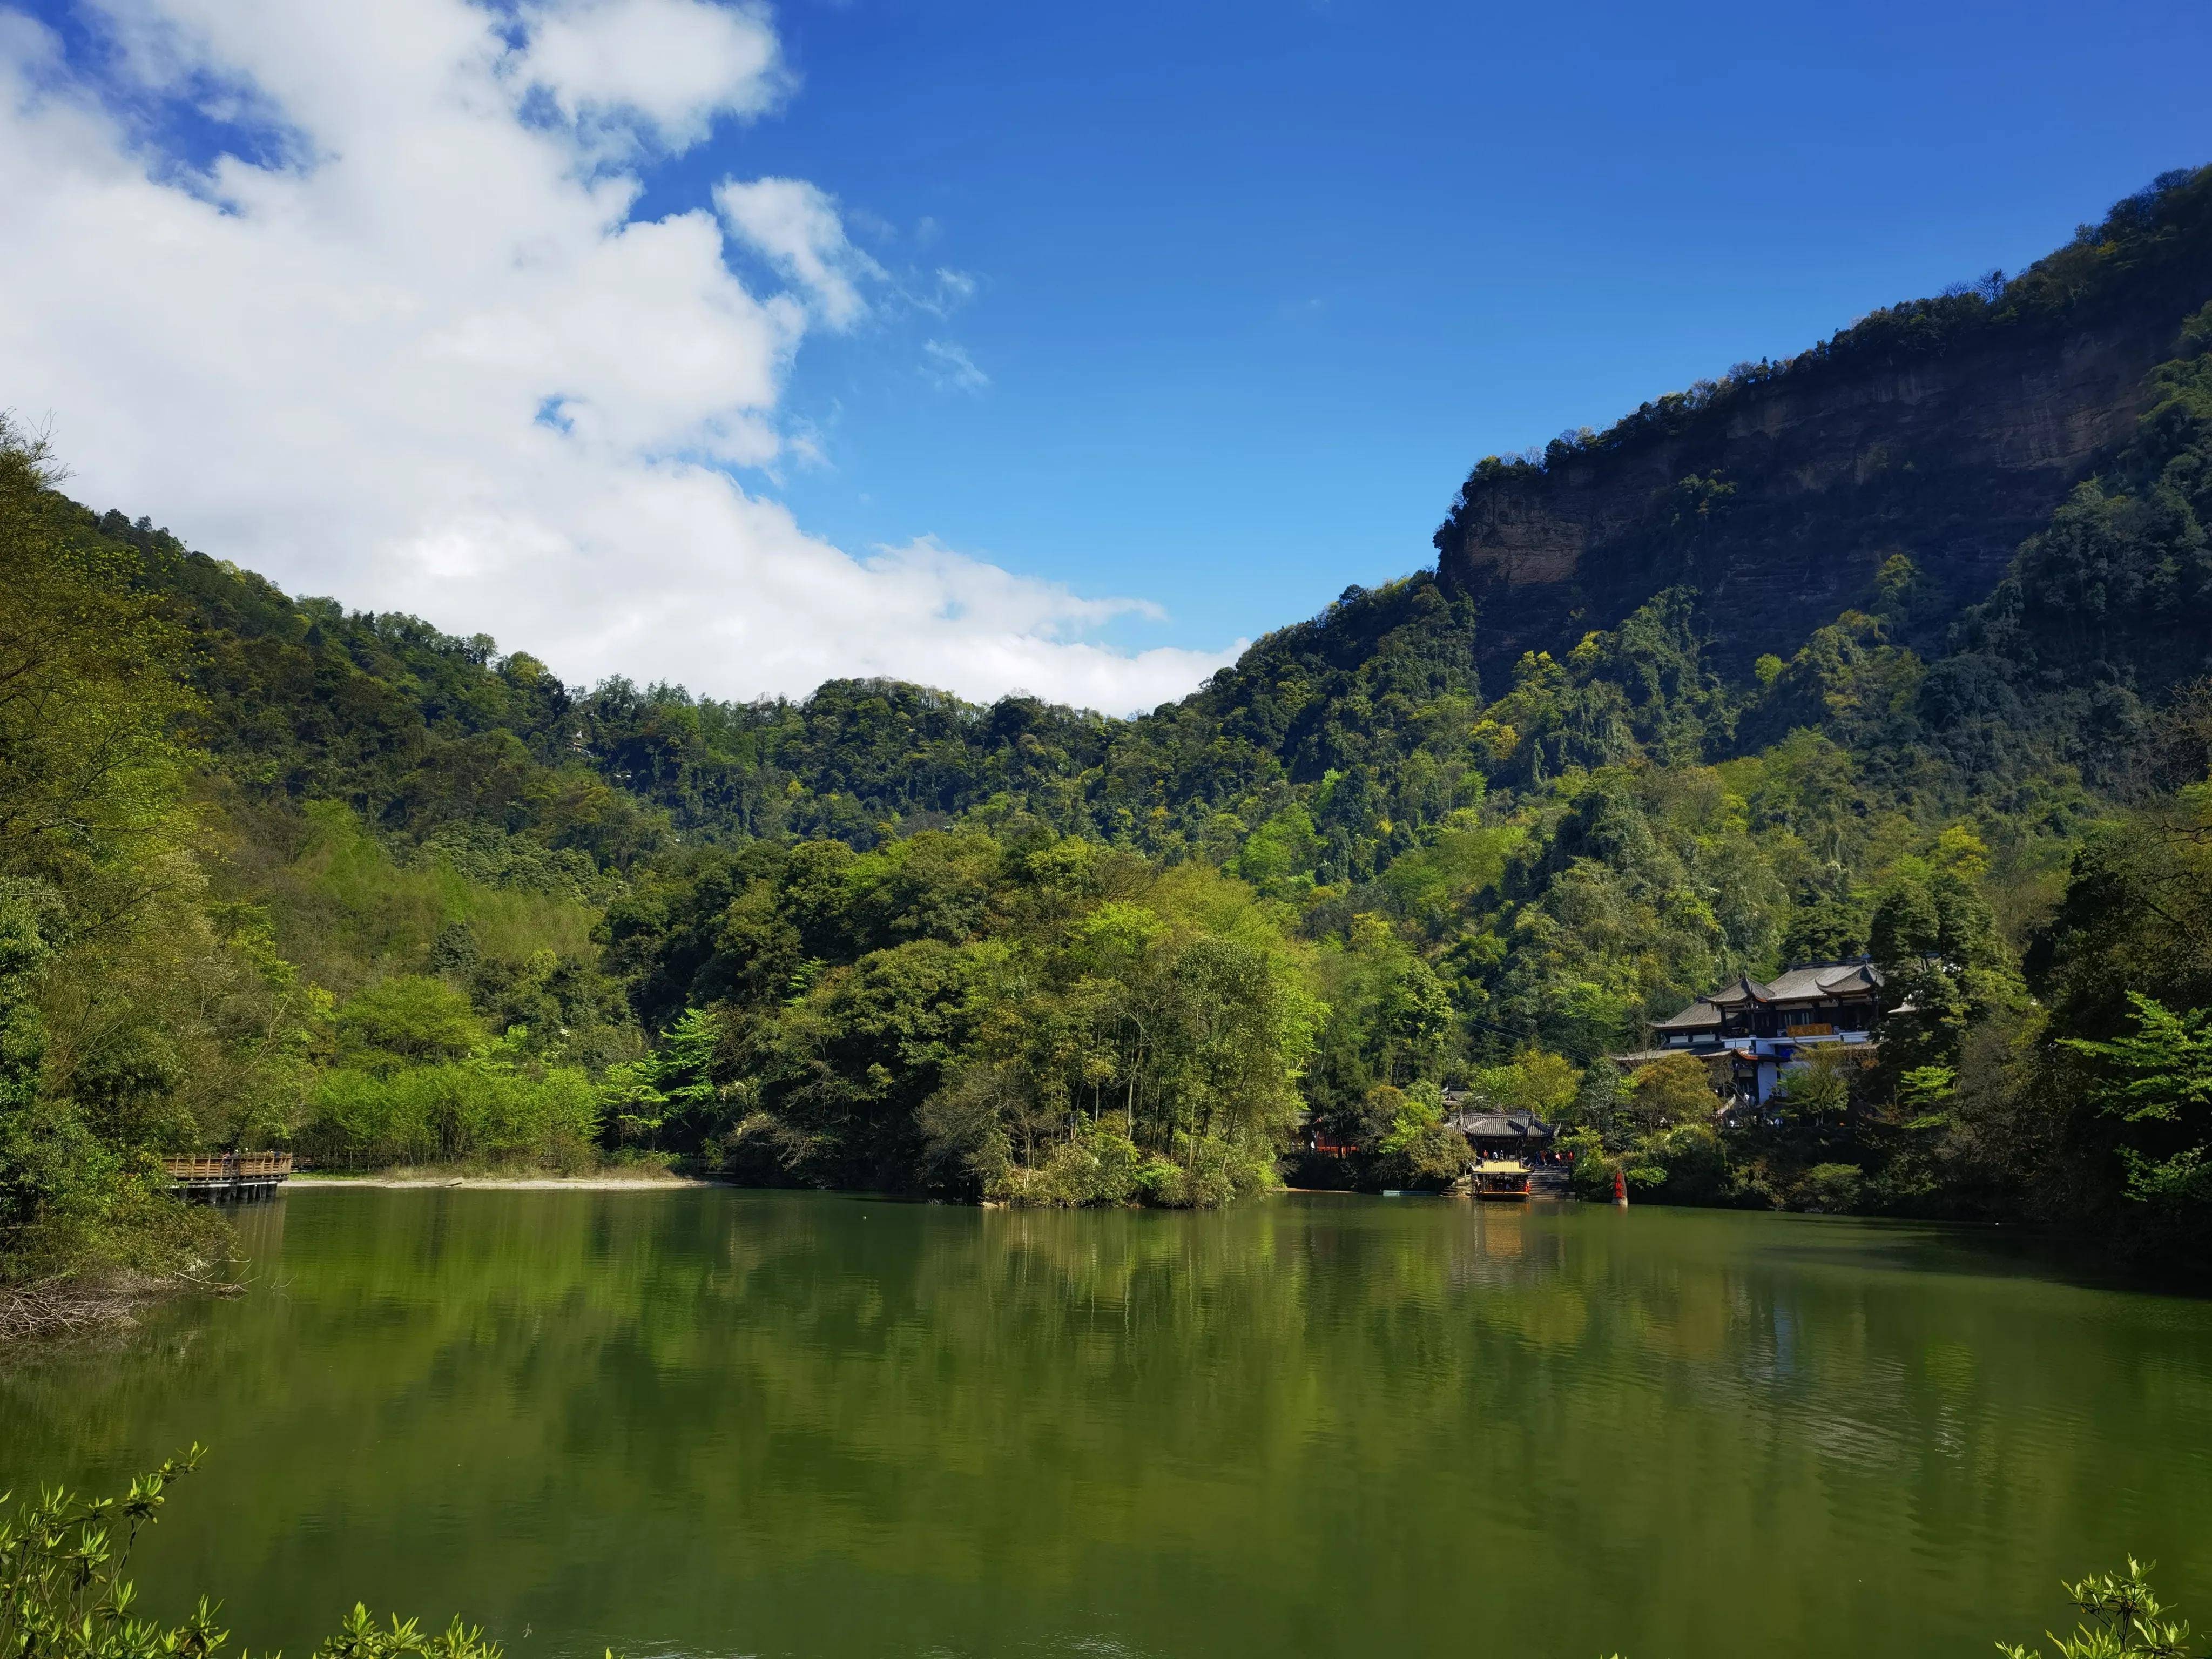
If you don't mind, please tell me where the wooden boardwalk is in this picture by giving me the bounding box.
[163,1152,293,1203]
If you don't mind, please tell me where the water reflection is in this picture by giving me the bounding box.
[4,1192,2210,1659]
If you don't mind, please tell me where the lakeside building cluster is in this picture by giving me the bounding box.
[1306,959,1893,1192]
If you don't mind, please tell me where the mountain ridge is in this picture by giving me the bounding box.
[1434,164,2212,684]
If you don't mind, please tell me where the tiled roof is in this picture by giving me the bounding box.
[1761,967,1830,1001]
[1649,960,1884,1028]
[1816,961,1884,993]
[1704,975,1771,1007]
[1763,962,1886,1001]
[1447,1110,1554,1139]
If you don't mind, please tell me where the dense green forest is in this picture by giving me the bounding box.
[5,165,2212,1291]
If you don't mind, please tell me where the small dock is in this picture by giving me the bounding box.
[163,1152,293,1203]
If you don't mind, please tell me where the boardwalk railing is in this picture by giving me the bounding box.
[162,1152,293,1201]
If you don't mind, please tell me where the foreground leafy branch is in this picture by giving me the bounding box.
[8,1460,2186,1659]
[0,1455,562,1659]
[1999,1560,2194,1659]
[1590,1561,2192,1659]
[0,1448,223,1659]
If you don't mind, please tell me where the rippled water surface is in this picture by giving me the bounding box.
[5,1190,2210,1659]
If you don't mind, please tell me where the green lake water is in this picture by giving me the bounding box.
[4,1189,2210,1659]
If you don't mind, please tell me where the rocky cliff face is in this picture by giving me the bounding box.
[1433,170,2212,687]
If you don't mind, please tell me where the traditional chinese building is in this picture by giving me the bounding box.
[1612,960,1886,1108]
[1442,1105,1555,1161]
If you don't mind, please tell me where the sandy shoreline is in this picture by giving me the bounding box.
[289,1173,720,1191]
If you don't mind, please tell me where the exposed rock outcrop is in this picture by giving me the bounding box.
[1434,168,2212,686]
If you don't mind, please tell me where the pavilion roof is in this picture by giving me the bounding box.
[1704,975,1772,1007]
[1763,961,1886,1001]
[1648,960,1885,1031]
[1608,1046,1729,1068]
[1447,1110,1554,1141]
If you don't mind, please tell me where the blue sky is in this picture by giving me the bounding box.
[3,0,2207,706]
[712,0,2212,651]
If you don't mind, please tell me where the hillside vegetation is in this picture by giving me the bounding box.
[5,166,2212,1289]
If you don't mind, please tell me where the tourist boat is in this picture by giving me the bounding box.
[1473,1159,1533,1201]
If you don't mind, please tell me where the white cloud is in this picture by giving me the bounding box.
[515,0,788,155]
[0,0,1238,713]
[929,267,977,311]
[921,339,989,393]
[714,175,881,329]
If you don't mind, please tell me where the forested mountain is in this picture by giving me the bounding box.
[6,165,2212,1287]
[1434,164,2212,682]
